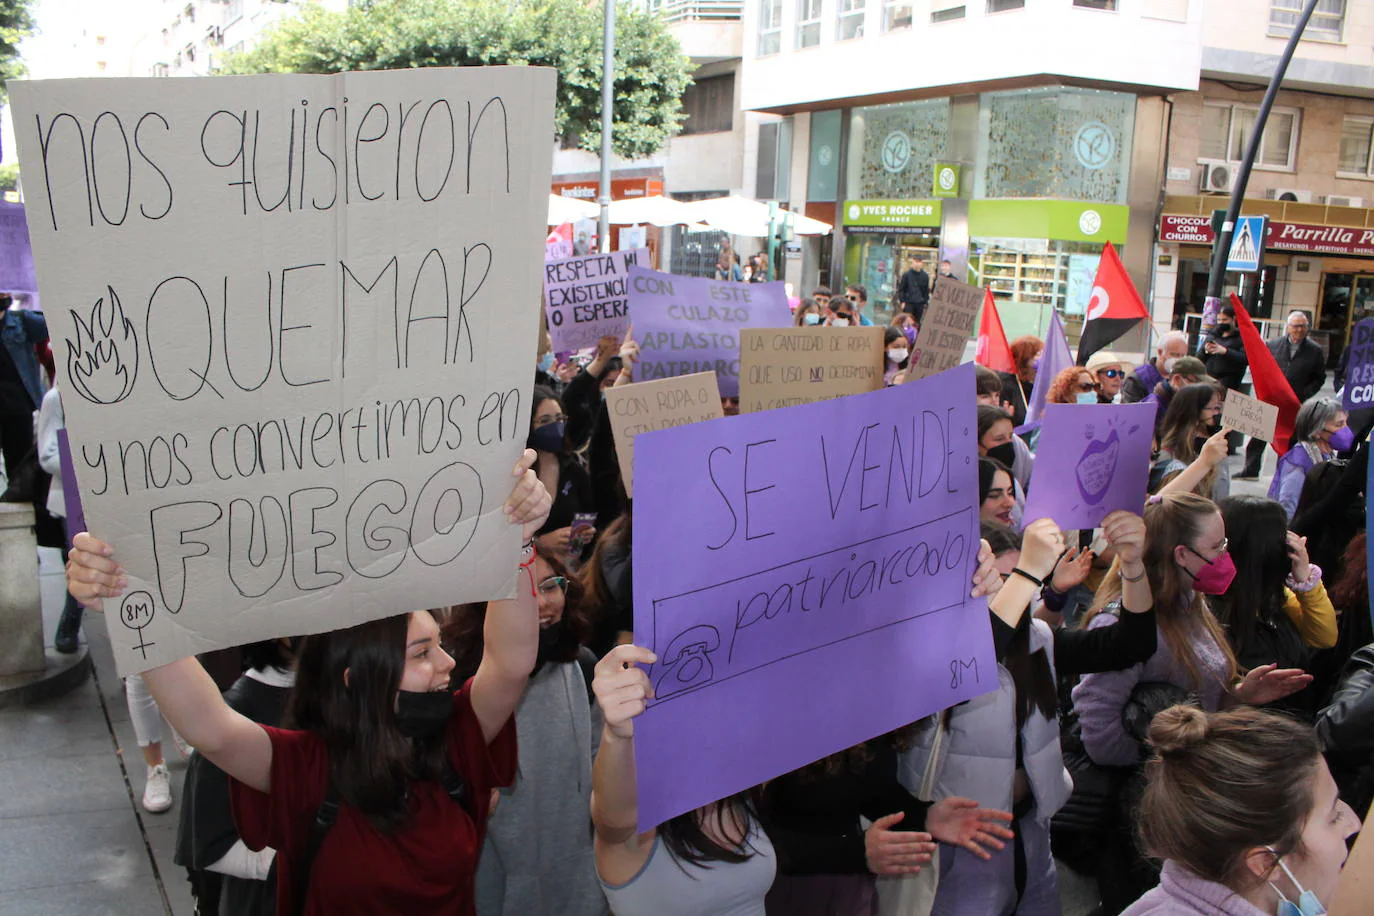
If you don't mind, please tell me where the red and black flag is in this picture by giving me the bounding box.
[1076,241,1150,366]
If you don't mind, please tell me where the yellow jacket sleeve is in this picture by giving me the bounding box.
[1281,582,1338,650]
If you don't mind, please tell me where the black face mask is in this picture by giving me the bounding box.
[395,688,451,739]
[1215,322,1232,334]
[985,442,1016,469]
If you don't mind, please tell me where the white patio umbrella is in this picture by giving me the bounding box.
[605,195,701,227]
[682,195,832,237]
[547,193,598,225]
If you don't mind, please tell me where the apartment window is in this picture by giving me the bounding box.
[1073,0,1117,8]
[1269,0,1344,42]
[987,0,1024,10]
[1339,117,1374,177]
[681,73,735,135]
[798,0,822,47]
[837,0,865,40]
[758,0,782,55]
[930,4,965,22]
[226,0,243,22]
[1200,103,1300,170]
[883,0,913,30]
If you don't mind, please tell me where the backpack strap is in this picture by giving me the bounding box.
[438,758,476,820]
[295,784,341,916]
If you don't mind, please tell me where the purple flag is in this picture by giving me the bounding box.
[628,266,792,398]
[631,363,995,830]
[56,429,86,551]
[1017,309,1072,435]
[1022,402,1155,531]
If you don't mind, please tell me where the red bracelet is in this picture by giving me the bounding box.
[519,540,537,597]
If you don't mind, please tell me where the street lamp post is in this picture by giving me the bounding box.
[597,0,615,254]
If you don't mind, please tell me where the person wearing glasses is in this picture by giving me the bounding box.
[1085,351,1133,405]
[443,544,607,916]
[842,284,876,326]
[1046,366,1102,406]
[530,386,596,562]
[1239,311,1327,480]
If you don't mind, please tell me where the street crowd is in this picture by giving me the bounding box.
[3,256,1372,916]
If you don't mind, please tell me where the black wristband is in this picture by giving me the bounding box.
[1010,567,1043,588]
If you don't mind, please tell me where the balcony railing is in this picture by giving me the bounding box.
[648,0,743,23]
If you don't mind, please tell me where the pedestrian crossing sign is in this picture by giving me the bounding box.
[1225,216,1266,273]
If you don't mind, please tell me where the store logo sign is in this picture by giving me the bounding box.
[1074,121,1116,170]
[848,203,861,221]
[936,166,956,191]
[1078,209,1103,236]
[881,131,912,173]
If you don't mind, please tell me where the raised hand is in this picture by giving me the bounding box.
[970,538,1002,598]
[1102,510,1146,570]
[926,797,1016,860]
[1050,546,1095,593]
[1198,428,1230,468]
[593,644,657,739]
[505,448,552,540]
[1017,519,1065,582]
[1233,663,1313,706]
[864,812,936,875]
[66,533,125,612]
[1286,531,1311,583]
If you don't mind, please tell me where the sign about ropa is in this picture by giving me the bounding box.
[11,67,556,674]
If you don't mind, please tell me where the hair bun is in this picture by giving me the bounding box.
[1148,704,1209,756]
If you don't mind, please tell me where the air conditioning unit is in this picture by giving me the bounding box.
[1198,159,1236,194]
[1325,194,1364,208]
[1267,188,1313,203]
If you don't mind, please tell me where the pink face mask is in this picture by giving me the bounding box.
[1182,546,1237,595]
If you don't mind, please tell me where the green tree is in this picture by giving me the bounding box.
[221,0,691,161]
[0,0,36,103]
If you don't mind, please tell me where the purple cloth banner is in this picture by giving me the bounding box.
[631,362,995,830]
[1342,318,1374,412]
[543,248,646,352]
[1017,309,1072,435]
[0,202,38,294]
[56,428,86,551]
[1022,402,1155,530]
[628,266,792,398]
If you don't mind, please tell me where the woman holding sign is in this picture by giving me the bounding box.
[64,451,552,916]
[529,386,597,562]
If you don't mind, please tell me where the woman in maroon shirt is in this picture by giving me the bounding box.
[66,451,552,916]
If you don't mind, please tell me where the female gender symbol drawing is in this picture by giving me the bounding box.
[119,591,157,660]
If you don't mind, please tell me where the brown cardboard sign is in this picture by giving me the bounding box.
[606,372,724,495]
[904,277,981,381]
[739,327,885,413]
[1221,388,1279,443]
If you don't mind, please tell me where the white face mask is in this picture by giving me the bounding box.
[832,318,850,327]
[888,348,909,364]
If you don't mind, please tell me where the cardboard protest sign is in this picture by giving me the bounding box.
[904,277,982,381]
[1022,402,1154,530]
[1343,318,1374,412]
[12,68,555,674]
[605,372,723,496]
[1221,388,1279,444]
[631,362,994,829]
[739,327,884,413]
[0,202,38,294]
[543,248,645,352]
[628,266,792,398]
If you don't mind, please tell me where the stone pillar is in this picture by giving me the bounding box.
[0,503,45,676]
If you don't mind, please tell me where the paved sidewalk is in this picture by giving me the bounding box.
[0,548,192,915]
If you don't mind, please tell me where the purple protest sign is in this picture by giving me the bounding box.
[1022,402,1155,530]
[628,266,792,398]
[631,362,994,830]
[56,428,86,551]
[1342,318,1374,412]
[0,202,37,294]
[543,248,646,352]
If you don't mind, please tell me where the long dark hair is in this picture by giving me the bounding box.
[1211,496,1290,659]
[581,512,631,624]
[659,789,764,866]
[287,613,448,833]
[979,521,1056,726]
[442,543,592,681]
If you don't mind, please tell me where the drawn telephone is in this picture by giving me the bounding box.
[653,625,721,700]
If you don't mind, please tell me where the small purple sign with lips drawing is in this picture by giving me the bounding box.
[1023,402,1155,531]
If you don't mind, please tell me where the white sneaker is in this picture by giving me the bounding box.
[142,763,172,813]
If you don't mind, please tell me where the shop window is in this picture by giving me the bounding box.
[681,74,735,136]
[883,0,913,31]
[848,99,950,200]
[758,0,783,55]
[797,0,823,48]
[1338,116,1374,178]
[977,87,1135,204]
[1269,0,1344,42]
[837,0,865,40]
[987,0,1023,11]
[1201,103,1300,171]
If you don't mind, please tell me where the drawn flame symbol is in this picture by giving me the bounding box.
[67,287,139,405]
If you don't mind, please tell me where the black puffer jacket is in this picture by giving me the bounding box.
[1317,644,1374,816]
